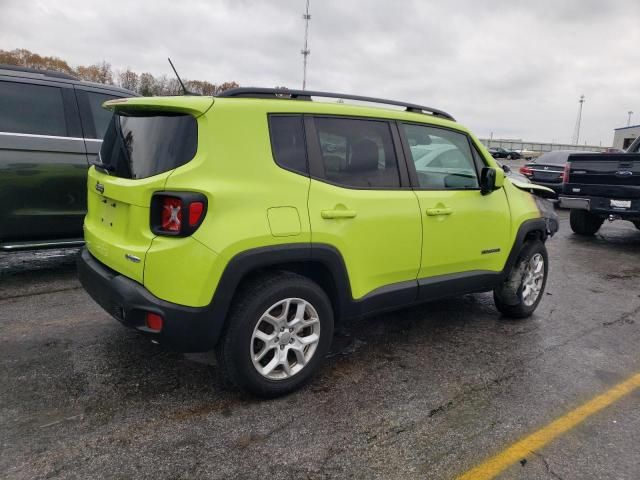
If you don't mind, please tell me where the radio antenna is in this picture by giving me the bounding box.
[168,57,197,95]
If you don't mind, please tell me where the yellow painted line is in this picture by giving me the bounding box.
[457,372,640,480]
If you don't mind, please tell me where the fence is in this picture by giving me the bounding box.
[479,139,608,153]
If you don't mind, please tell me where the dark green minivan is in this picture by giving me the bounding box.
[0,65,135,251]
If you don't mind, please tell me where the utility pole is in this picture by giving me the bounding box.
[572,94,585,145]
[628,110,633,126]
[301,0,311,90]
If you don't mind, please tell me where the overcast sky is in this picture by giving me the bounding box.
[2,0,639,146]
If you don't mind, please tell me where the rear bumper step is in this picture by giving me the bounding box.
[77,248,221,352]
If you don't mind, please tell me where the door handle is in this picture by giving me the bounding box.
[321,209,357,219]
[426,207,453,216]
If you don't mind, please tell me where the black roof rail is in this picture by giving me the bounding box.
[218,87,455,121]
[0,64,79,81]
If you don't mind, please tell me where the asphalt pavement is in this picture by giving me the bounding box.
[1,208,640,479]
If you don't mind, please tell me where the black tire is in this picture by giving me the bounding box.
[569,209,603,236]
[493,240,548,319]
[634,221,640,230]
[216,271,334,397]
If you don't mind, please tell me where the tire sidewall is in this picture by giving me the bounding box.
[514,240,549,315]
[224,277,334,396]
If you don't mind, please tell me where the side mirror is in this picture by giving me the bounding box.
[480,167,504,195]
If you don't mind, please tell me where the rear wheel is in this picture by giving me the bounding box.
[216,272,334,397]
[493,240,548,319]
[570,209,603,236]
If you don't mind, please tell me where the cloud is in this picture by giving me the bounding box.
[1,0,638,145]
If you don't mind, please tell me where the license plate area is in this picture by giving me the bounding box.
[98,196,129,233]
[610,199,631,209]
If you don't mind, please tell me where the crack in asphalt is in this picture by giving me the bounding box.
[532,450,565,480]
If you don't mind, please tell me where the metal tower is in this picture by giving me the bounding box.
[572,94,585,145]
[628,110,634,126]
[301,0,311,90]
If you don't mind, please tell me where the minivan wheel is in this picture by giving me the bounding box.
[216,272,334,397]
[493,240,548,319]
[569,209,603,236]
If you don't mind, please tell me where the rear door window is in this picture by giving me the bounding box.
[98,112,197,179]
[269,115,308,174]
[313,117,400,188]
[0,81,67,136]
[86,92,118,139]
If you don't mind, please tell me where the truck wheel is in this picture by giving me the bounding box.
[493,240,548,319]
[216,272,334,397]
[570,210,603,236]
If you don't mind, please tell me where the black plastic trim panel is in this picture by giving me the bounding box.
[79,219,549,352]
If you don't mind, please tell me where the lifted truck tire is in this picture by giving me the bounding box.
[216,271,334,398]
[493,240,548,319]
[569,209,604,236]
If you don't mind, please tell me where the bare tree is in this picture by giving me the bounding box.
[118,68,138,91]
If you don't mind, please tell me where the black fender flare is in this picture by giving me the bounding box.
[207,243,353,338]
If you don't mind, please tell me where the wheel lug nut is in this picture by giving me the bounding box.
[275,337,280,342]
[289,338,294,344]
[280,345,285,350]
[280,327,284,332]
[289,328,293,332]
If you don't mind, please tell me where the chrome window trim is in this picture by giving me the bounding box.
[0,131,101,142]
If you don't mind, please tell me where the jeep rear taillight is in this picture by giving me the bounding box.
[151,192,207,237]
[189,201,205,226]
[161,197,183,232]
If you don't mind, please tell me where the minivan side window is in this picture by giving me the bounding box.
[401,123,479,189]
[269,115,308,174]
[314,117,400,188]
[85,92,118,139]
[0,81,67,136]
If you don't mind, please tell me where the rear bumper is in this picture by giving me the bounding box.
[558,195,640,218]
[77,248,222,352]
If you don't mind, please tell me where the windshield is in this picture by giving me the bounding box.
[97,112,197,179]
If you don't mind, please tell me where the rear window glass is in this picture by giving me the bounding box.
[0,81,67,136]
[98,112,197,179]
[535,151,570,165]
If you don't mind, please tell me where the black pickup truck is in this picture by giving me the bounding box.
[559,142,640,235]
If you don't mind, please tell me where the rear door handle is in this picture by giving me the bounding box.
[426,207,453,216]
[321,209,357,219]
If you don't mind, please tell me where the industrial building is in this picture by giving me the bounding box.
[612,125,640,150]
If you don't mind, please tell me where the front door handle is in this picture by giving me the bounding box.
[321,209,357,219]
[426,207,453,216]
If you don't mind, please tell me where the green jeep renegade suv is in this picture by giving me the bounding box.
[78,88,558,397]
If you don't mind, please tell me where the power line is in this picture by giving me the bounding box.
[301,0,311,90]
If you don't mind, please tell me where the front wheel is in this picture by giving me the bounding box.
[216,272,334,397]
[493,240,548,319]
